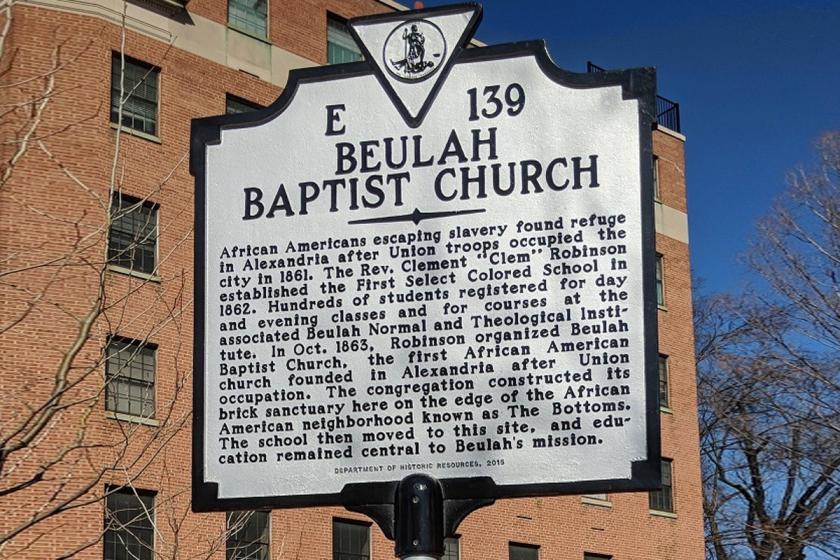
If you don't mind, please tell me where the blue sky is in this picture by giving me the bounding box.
[426,0,840,295]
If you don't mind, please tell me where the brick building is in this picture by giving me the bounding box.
[0,0,703,558]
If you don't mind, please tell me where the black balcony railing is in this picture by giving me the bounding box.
[654,94,681,134]
[586,61,607,73]
[587,61,681,133]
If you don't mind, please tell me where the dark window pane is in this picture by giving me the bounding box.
[108,193,157,275]
[652,155,660,200]
[228,0,267,38]
[649,459,675,513]
[227,511,270,560]
[104,489,154,560]
[105,337,155,418]
[110,54,158,136]
[655,254,665,306]
[333,520,369,560]
[443,537,459,560]
[327,16,362,64]
[658,354,670,408]
[509,543,539,560]
[226,94,263,115]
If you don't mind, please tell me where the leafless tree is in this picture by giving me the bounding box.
[697,132,840,560]
[0,3,251,557]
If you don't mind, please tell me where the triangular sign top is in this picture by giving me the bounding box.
[349,3,482,127]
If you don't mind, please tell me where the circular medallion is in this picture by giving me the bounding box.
[383,19,446,82]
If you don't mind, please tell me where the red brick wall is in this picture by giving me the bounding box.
[653,129,687,213]
[0,3,704,558]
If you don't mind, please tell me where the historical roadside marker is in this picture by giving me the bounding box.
[191,2,660,553]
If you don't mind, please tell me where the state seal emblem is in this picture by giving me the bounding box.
[383,19,446,82]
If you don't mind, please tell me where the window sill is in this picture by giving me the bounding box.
[110,122,161,144]
[227,24,271,45]
[657,303,668,311]
[581,497,613,508]
[132,0,187,15]
[107,264,161,283]
[105,410,159,427]
[660,406,674,415]
[649,509,677,519]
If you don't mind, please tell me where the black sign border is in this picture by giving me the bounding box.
[190,32,660,514]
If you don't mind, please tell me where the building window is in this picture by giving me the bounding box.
[649,459,675,513]
[104,488,155,560]
[509,543,539,560]
[443,537,460,560]
[228,0,267,38]
[226,511,270,560]
[226,94,263,115]
[658,354,670,409]
[327,15,362,64]
[105,337,156,418]
[584,554,612,560]
[655,253,665,307]
[108,193,158,275]
[652,155,660,201]
[333,519,369,560]
[110,53,159,136]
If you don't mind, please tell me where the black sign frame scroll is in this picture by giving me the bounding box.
[190,2,660,557]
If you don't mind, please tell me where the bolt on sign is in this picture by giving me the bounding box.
[190,2,661,513]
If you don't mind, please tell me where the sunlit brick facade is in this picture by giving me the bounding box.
[0,0,703,558]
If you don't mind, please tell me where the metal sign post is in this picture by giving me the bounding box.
[190,3,660,555]
[395,474,444,560]
[343,473,494,559]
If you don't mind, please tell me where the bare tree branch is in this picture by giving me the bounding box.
[698,131,840,560]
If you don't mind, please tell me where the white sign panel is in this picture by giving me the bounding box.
[191,4,659,511]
